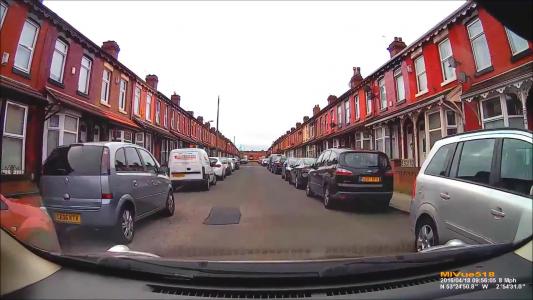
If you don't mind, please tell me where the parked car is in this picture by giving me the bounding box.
[220,157,232,176]
[410,129,533,252]
[232,157,240,170]
[281,157,299,181]
[289,157,316,189]
[306,148,393,210]
[261,158,269,166]
[209,157,227,181]
[0,194,61,252]
[40,142,174,244]
[228,158,236,172]
[267,154,280,171]
[270,155,286,174]
[241,157,248,164]
[169,148,217,191]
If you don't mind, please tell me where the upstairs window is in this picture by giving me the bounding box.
[505,27,529,55]
[133,86,141,116]
[378,78,387,109]
[344,99,350,125]
[336,105,342,128]
[467,18,492,72]
[155,101,161,124]
[171,110,175,129]
[100,69,111,104]
[50,39,68,83]
[77,56,92,94]
[365,90,372,115]
[14,19,39,73]
[0,2,7,29]
[119,79,127,111]
[394,68,405,102]
[414,55,427,93]
[163,105,168,127]
[438,38,456,82]
[146,94,152,121]
[354,94,360,119]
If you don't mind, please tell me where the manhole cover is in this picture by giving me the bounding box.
[203,206,241,225]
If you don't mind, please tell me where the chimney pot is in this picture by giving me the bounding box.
[387,36,407,58]
[313,105,321,116]
[145,74,159,90]
[349,67,363,88]
[101,41,120,60]
[171,92,181,107]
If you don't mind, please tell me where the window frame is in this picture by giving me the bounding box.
[42,112,79,162]
[49,38,68,83]
[467,18,492,72]
[118,78,127,112]
[0,1,7,29]
[423,142,456,178]
[480,95,525,129]
[14,19,39,73]
[163,105,168,128]
[135,132,144,147]
[78,56,92,94]
[505,27,530,56]
[2,101,28,175]
[155,101,161,124]
[378,77,387,110]
[336,105,342,128]
[133,86,141,116]
[438,38,456,83]
[344,99,350,125]
[145,93,152,122]
[394,68,405,103]
[100,69,111,104]
[450,138,498,187]
[354,94,360,120]
[414,55,428,94]
[365,90,372,115]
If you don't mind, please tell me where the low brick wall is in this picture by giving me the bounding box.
[391,160,419,195]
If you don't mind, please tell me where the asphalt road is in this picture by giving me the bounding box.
[60,164,413,260]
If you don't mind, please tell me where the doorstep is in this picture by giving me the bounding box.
[390,192,411,214]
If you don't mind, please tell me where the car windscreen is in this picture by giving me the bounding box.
[42,145,104,176]
[340,152,389,169]
[302,158,316,166]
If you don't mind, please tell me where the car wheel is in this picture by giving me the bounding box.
[281,172,285,179]
[161,192,175,217]
[212,174,217,185]
[306,182,313,197]
[115,206,134,244]
[415,218,439,252]
[323,185,334,209]
[295,176,300,189]
[202,174,210,191]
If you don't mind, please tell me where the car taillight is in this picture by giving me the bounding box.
[101,147,110,175]
[102,193,113,199]
[335,168,352,176]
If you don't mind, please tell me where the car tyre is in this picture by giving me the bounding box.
[203,176,210,191]
[323,185,335,209]
[212,174,217,186]
[295,176,301,189]
[306,182,313,197]
[115,206,134,244]
[161,192,175,217]
[415,218,439,252]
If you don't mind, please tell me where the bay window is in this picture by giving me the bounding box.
[427,111,442,149]
[135,132,144,147]
[14,19,39,73]
[374,126,391,157]
[481,94,525,129]
[467,18,492,72]
[50,39,68,83]
[145,133,153,153]
[2,101,28,175]
[42,113,79,161]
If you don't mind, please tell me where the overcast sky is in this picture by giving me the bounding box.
[44,0,464,151]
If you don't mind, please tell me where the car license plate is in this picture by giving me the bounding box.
[360,176,381,183]
[172,173,185,178]
[54,212,81,224]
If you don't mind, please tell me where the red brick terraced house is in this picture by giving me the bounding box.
[269,1,532,195]
[0,0,238,196]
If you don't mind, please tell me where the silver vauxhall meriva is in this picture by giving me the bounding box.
[411,129,532,251]
[40,142,174,244]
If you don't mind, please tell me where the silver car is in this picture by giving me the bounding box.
[40,142,174,244]
[410,129,532,251]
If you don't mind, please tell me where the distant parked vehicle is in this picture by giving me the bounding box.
[282,157,299,181]
[40,142,174,244]
[270,155,286,174]
[220,157,232,176]
[228,158,236,171]
[261,158,269,166]
[233,157,240,170]
[306,148,393,210]
[289,157,316,189]
[169,148,216,191]
[209,157,227,181]
[410,129,532,252]
[240,157,249,164]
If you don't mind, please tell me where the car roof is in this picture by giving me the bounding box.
[69,142,142,150]
[438,128,532,145]
[326,148,385,154]
[170,148,205,152]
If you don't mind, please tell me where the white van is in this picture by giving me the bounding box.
[168,148,216,190]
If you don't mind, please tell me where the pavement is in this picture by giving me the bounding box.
[45,165,415,261]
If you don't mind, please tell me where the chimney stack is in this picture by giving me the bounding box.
[171,92,181,107]
[102,41,120,60]
[145,74,158,90]
[296,122,302,128]
[387,37,407,58]
[303,116,309,122]
[327,95,337,104]
[187,110,194,117]
[349,67,363,88]
[197,116,203,123]
[313,105,320,116]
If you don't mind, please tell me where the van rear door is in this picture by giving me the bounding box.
[169,150,202,178]
[40,145,104,209]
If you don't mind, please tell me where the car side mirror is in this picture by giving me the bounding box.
[158,166,169,175]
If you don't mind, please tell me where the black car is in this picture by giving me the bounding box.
[270,155,286,174]
[281,157,299,181]
[306,149,393,209]
[289,157,316,188]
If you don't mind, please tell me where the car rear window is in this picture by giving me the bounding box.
[43,145,104,176]
[340,152,389,169]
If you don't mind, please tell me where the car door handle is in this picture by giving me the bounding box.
[439,192,450,200]
[491,208,505,218]
[132,180,138,187]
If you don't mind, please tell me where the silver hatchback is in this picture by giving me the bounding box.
[40,142,174,244]
[410,129,532,251]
